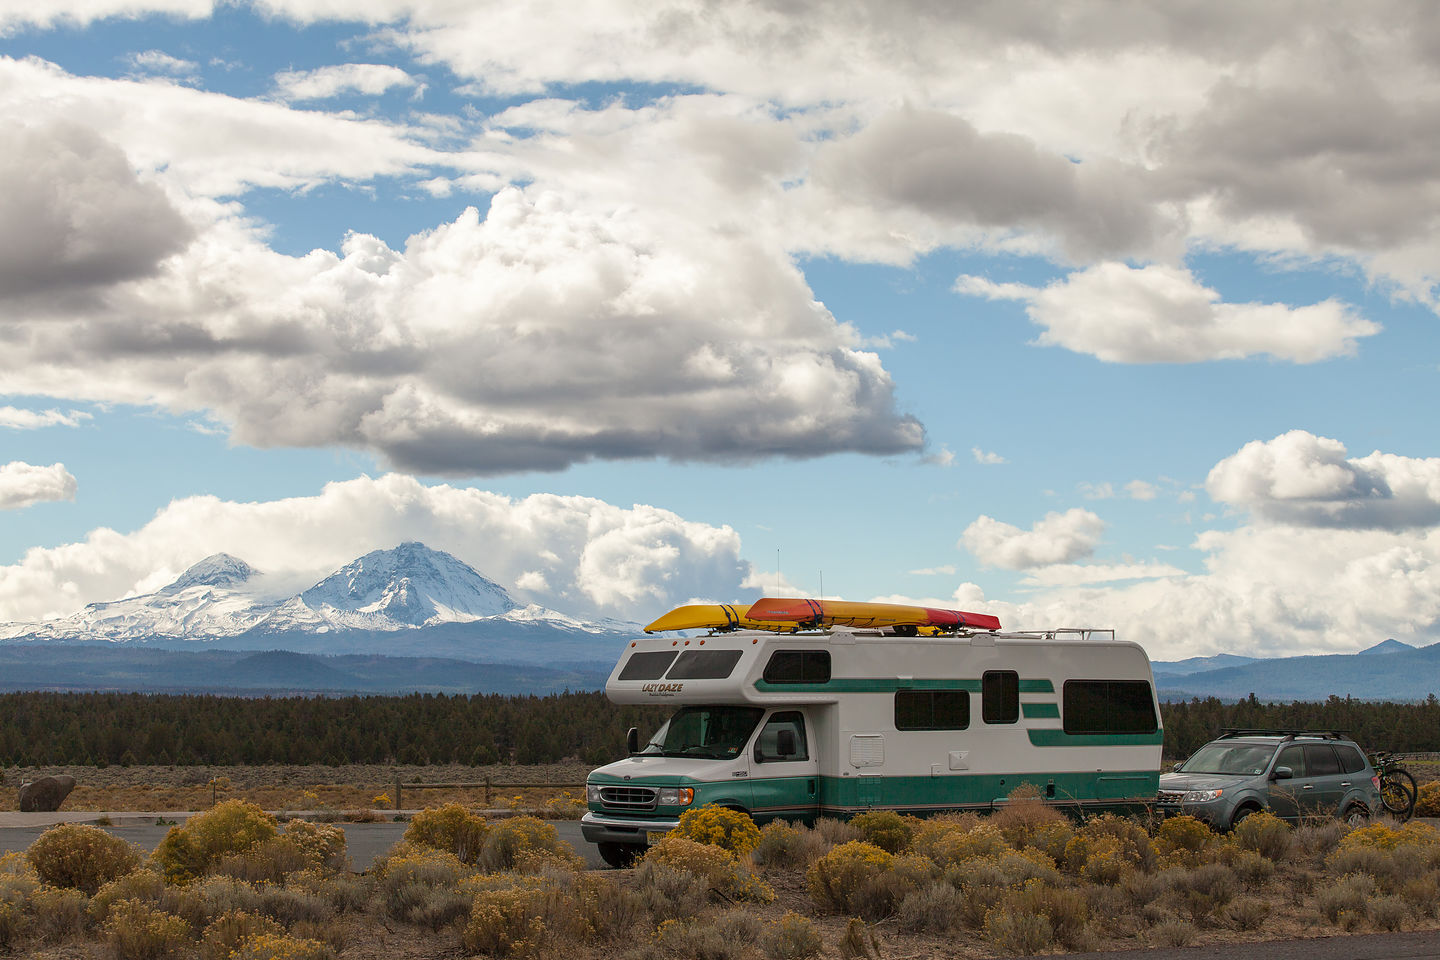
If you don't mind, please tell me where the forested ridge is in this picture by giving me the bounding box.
[1,691,1438,767]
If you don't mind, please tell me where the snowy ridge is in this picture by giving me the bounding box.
[0,543,635,645]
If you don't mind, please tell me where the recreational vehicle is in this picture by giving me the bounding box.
[580,598,1163,867]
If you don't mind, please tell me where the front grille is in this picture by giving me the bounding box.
[600,786,658,810]
[1156,790,1184,804]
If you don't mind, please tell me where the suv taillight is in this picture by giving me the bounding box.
[1372,775,1382,790]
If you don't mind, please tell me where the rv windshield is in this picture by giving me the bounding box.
[1177,743,1276,776]
[639,706,765,760]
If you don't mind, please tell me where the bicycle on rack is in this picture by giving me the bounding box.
[1371,751,1417,820]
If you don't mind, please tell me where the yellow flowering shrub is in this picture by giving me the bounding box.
[404,804,490,865]
[25,822,143,895]
[674,806,762,858]
[480,816,581,872]
[1232,811,1291,861]
[850,810,913,853]
[281,821,348,872]
[1339,820,1440,851]
[153,799,278,884]
[1414,782,1440,818]
[924,823,1010,867]
[1153,815,1217,866]
[806,840,893,914]
[230,932,336,960]
[100,898,192,959]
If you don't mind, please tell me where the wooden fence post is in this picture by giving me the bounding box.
[394,774,402,812]
[485,777,492,806]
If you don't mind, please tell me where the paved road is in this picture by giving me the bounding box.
[0,819,603,870]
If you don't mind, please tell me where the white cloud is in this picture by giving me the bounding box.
[924,446,956,467]
[0,188,922,473]
[1020,562,1187,588]
[908,564,956,576]
[1080,482,1116,500]
[972,447,1006,465]
[1207,430,1440,529]
[960,508,1104,569]
[0,407,91,429]
[128,50,198,76]
[0,121,193,299]
[273,63,418,101]
[1125,480,1159,501]
[0,473,752,622]
[957,263,1380,363]
[0,461,76,510]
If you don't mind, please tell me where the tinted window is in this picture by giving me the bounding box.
[1304,743,1341,776]
[1276,744,1306,777]
[1062,680,1157,734]
[666,649,744,679]
[895,690,970,730]
[755,711,809,762]
[982,671,1019,724]
[763,650,832,684]
[1335,744,1367,774]
[618,651,678,680]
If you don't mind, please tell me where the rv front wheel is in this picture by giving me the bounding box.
[597,842,645,869]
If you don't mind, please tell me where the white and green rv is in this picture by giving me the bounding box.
[581,605,1163,867]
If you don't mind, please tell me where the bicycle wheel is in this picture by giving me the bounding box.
[1379,769,1417,819]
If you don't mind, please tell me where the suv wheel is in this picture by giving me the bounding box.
[1343,803,1370,829]
[1229,805,1259,831]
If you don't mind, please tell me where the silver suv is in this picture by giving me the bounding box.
[1158,730,1382,829]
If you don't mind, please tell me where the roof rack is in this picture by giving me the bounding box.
[1219,728,1347,742]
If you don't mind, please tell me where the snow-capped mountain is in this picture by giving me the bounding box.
[0,543,635,664]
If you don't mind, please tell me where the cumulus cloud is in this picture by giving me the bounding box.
[0,407,91,429]
[956,263,1379,363]
[1207,430,1440,529]
[972,447,1006,465]
[128,50,198,76]
[0,57,440,197]
[812,107,1167,261]
[0,122,193,299]
[1,189,923,473]
[1020,562,1187,588]
[0,461,76,510]
[0,473,752,622]
[273,63,419,100]
[960,508,1104,569]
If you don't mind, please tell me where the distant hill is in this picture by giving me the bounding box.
[1155,641,1440,702]
[0,644,610,695]
[1152,653,1259,676]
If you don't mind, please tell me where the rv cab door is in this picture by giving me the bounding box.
[748,709,820,824]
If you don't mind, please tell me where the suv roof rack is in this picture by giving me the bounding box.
[1219,728,1347,742]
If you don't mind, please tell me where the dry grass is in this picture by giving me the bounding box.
[0,763,593,813]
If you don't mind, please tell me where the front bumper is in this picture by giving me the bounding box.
[1155,789,1234,826]
[580,811,681,846]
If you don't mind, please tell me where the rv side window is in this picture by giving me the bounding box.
[1062,680,1157,734]
[982,670,1019,724]
[618,651,679,680]
[894,690,970,730]
[754,711,809,762]
[762,650,832,684]
[666,649,744,679]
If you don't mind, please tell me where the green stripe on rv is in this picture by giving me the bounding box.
[753,678,1056,694]
[1021,702,1060,719]
[1027,729,1163,747]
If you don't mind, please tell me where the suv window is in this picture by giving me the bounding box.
[1304,743,1341,776]
[1276,744,1306,777]
[1335,743,1367,774]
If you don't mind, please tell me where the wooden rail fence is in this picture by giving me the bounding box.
[392,777,585,810]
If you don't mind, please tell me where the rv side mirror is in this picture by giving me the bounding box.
[626,727,640,755]
[776,729,796,758]
[1271,766,1292,781]
[1172,762,1183,772]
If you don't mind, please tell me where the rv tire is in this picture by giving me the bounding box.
[597,842,645,869]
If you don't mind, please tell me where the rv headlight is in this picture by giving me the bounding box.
[657,787,694,806]
[586,784,603,804]
[1182,789,1223,803]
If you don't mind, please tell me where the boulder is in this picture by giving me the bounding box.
[19,775,77,812]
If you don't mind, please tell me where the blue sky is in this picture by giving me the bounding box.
[2,2,1439,659]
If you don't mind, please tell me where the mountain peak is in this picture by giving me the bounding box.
[300,542,516,626]
[163,554,257,592]
[1358,638,1415,655]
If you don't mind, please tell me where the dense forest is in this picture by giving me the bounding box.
[1,691,1438,768]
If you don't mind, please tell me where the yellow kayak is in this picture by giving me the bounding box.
[644,598,1000,633]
